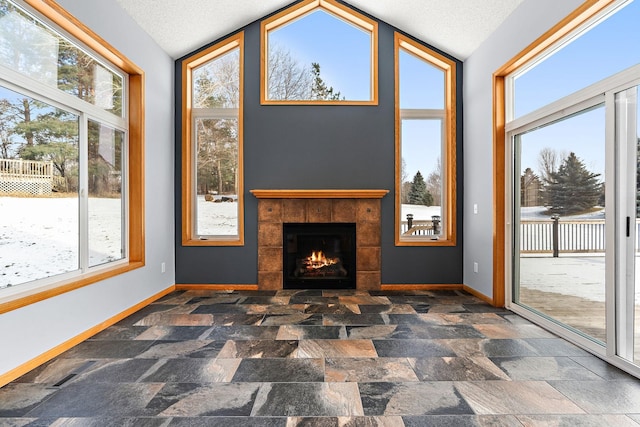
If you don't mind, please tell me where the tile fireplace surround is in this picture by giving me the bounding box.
[251,190,389,291]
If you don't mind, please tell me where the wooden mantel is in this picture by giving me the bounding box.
[251,189,389,199]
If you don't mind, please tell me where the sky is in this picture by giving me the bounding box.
[514,0,640,180]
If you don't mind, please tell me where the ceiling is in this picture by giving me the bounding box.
[114,0,525,60]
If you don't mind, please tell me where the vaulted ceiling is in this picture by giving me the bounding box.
[114,0,525,60]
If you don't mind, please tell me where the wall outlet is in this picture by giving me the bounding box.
[473,262,478,273]
[473,204,478,214]
[161,262,166,274]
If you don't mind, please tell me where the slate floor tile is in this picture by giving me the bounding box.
[138,358,240,383]
[490,356,602,381]
[276,325,347,340]
[455,381,584,415]
[359,382,474,416]
[548,380,640,413]
[26,383,165,418]
[149,383,261,417]
[372,339,456,357]
[251,383,363,417]
[232,358,324,382]
[217,340,299,358]
[3,289,640,426]
[325,357,418,382]
[409,357,510,381]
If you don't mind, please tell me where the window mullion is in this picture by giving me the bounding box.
[78,114,89,272]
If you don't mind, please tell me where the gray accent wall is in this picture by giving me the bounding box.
[175,3,464,285]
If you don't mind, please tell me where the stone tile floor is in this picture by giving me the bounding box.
[2,289,640,426]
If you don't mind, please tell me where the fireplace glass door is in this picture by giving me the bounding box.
[283,223,356,289]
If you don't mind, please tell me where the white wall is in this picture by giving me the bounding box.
[0,0,175,377]
[462,0,584,298]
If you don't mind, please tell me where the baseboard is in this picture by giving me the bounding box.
[380,284,463,291]
[175,284,259,290]
[0,285,176,388]
[462,284,498,306]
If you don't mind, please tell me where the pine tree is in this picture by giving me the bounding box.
[310,62,342,101]
[545,152,602,215]
[408,171,433,206]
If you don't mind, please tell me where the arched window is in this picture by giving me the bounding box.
[261,0,377,105]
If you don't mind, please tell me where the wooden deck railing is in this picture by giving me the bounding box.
[0,158,57,194]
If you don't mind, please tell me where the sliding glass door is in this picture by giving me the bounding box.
[513,102,607,345]
[510,78,640,375]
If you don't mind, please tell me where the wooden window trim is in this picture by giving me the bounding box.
[0,0,145,315]
[181,32,245,246]
[492,0,616,307]
[394,32,457,247]
[260,0,378,105]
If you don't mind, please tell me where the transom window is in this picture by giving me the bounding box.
[182,33,244,245]
[261,0,378,105]
[395,32,457,246]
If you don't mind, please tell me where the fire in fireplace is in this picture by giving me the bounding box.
[283,223,356,289]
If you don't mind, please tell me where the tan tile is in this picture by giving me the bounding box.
[338,295,390,305]
[258,222,282,247]
[258,247,282,272]
[258,199,282,222]
[307,199,332,222]
[258,272,283,290]
[332,199,357,222]
[357,247,381,271]
[357,199,381,221]
[357,221,381,246]
[298,339,378,358]
[283,199,307,222]
[357,271,381,290]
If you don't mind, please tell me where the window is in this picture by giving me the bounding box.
[0,0,144,310]
[395,32,456,246]
[261,0,378,104]
[182,33,244,245]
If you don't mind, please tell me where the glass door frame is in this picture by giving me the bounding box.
[504,64,640,378]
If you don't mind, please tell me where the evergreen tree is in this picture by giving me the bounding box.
[545,152,602,215]
[408,171,433,206]
[310,62,342,101]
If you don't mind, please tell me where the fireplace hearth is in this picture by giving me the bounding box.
[283,223,356,289]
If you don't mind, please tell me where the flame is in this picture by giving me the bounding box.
[304,250,338,269]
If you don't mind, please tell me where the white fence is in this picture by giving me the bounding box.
[520,218,639,254]
[0,159,60,195]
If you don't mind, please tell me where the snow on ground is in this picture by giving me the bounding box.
[1,196,122,288]
[520,206,605,220]
[400,204,442,221]
[196,195,238,236]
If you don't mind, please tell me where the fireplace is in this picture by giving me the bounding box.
[251,189,388,290]
[283,223,356,289]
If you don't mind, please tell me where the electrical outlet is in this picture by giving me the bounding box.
[473,204,478,214]
[161,262,166,274]
[473,262,478,273]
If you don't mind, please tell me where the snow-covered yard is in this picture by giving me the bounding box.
[1,196,122,288]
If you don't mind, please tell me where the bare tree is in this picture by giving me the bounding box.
[267,43,313,100]
[425,158,442,206]
[538,147,565,183]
